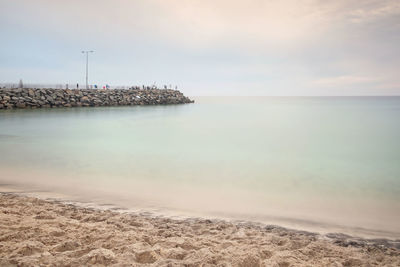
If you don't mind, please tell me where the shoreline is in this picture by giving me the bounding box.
[1,193,399,266]
[0,182,398,241]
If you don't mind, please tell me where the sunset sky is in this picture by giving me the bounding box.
[1,0,399,95]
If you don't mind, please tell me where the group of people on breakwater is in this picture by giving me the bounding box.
[0,81,179,91]
[70,84,179,90]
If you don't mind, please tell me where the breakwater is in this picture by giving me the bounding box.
[0,88,194,109]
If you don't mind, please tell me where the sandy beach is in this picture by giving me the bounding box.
[2,0,400,266]
[0,193,399,266]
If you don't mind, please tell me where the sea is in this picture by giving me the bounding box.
[0,96,399,239]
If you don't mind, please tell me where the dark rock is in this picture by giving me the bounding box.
[16,102,26,108]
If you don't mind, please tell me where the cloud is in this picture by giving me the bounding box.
[344,0,400,23]
[0,0,399,95]
[311,75,381,87]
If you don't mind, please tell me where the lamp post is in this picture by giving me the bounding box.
[81,50,94,89]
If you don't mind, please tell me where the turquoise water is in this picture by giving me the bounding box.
[1,96,399,238]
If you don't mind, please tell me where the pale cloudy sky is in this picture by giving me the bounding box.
[0,0,399,95]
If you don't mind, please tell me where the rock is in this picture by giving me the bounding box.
[16,102,26,108]
[28,89,35,97]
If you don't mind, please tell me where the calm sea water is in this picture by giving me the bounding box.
[1,96,399,238]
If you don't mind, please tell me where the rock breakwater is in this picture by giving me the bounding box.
[0,88,194,109]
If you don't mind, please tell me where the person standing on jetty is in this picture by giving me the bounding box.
[76,83,79,89]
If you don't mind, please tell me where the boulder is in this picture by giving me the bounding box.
[16,102,26,108]
[28,89,35,97]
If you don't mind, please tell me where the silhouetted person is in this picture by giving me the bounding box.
[77,83,79,89]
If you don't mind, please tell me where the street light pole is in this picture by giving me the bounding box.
[81,50,94,89]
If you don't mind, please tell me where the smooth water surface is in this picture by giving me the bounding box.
[1,97,399,238]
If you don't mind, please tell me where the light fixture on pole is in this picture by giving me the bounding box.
[81,50,94,89]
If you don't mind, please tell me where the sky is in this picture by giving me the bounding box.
[0,0,399,96]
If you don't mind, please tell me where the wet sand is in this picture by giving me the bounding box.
[0,193,399,266]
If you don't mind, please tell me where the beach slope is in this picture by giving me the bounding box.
[0,194,399,266]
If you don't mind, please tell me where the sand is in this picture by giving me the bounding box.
[0,193,399,266]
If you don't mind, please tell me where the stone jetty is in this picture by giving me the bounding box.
[0,88,194,109]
